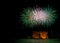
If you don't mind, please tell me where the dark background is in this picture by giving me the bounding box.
[9,0,60,40]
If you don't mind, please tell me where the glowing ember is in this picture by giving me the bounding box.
[32,31,40,38]
[32,31,48,39]
[40,31,48,39]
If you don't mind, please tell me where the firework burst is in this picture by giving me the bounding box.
[19,6,57,27]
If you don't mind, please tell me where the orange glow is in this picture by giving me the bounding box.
[32,31,48,39]
[32,31,40,38]
[40,31,48,39]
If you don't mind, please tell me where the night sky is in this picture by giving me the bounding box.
[15,0,60,39]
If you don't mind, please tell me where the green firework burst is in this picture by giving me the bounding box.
[20,8,36,27]
[42,6,57,26]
